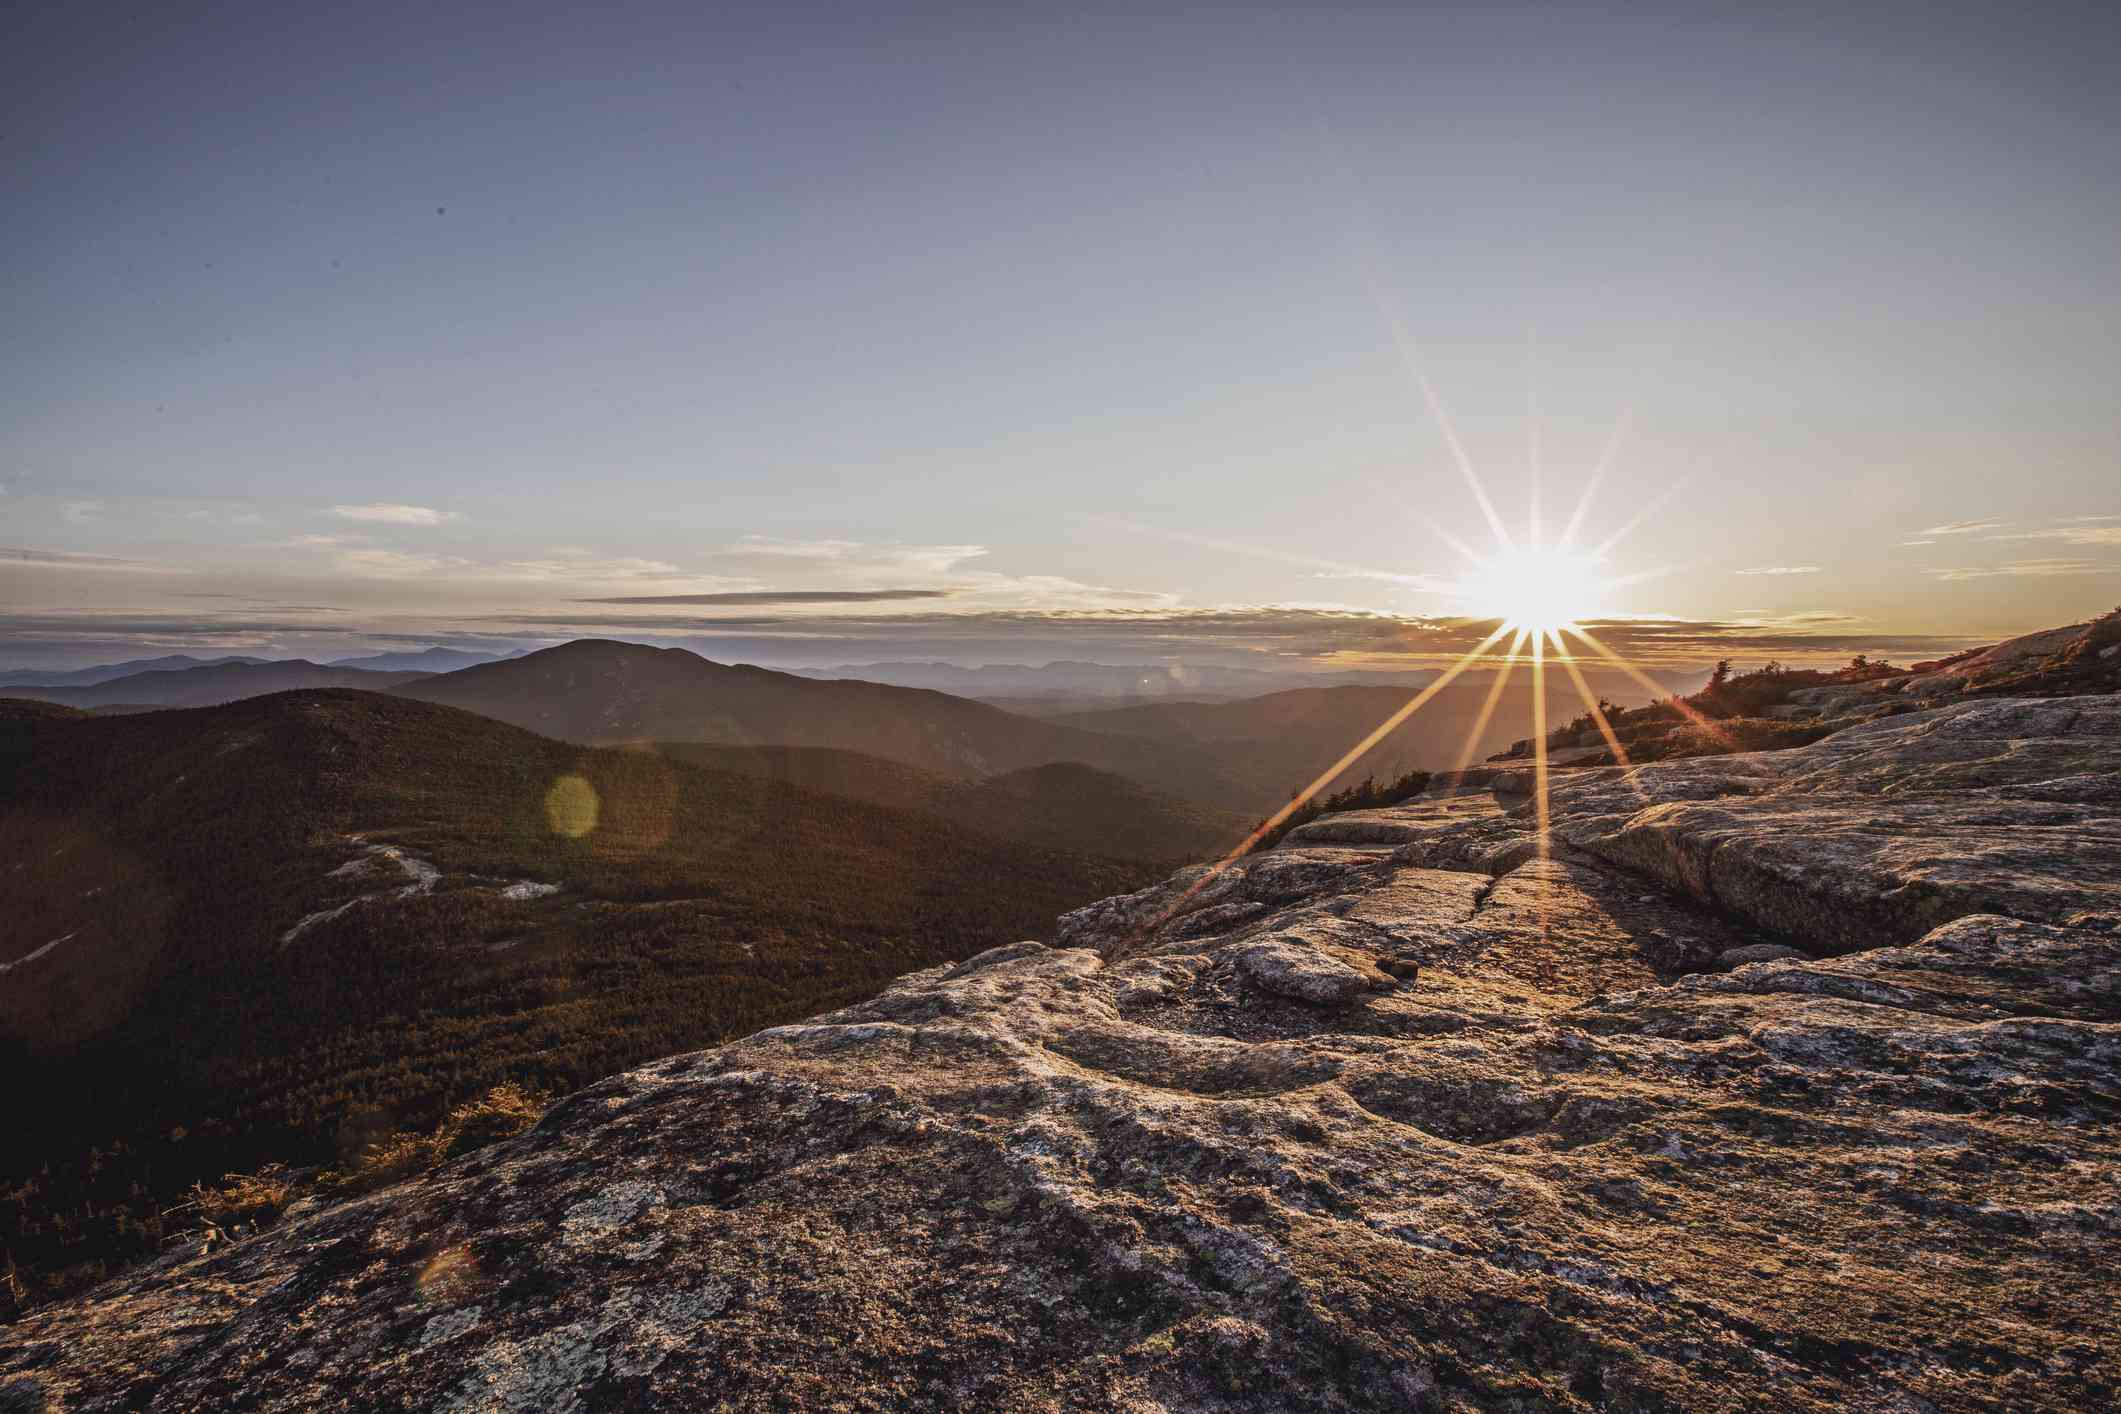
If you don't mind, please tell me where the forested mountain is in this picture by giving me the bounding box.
[0,690,1156,1311]
[651,743,1250,862]
[390,639,1260,807]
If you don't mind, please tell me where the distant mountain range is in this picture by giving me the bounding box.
[390,639,1261,808]
[0,646,512,690]
[325,646,519,673]
[1,640,1696,811]
[790,659,1437,699]
[0,654,270,687]
[0,659,432,709]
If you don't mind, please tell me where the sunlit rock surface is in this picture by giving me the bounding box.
[4,697,2118,1411]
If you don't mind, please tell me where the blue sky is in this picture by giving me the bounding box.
[5,0,2118,669]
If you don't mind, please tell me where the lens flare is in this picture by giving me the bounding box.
[544,774,600,838]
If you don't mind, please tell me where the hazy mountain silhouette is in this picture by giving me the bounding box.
[1053,680,1667,799]
[391,640,1258,807]
[325,646,519,673]
[1,659,431,710]
[794,658,1701,704]
[0,654,269,688]
[789,659,1433,700]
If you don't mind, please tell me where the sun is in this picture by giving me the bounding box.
[1131,337,1703,937]
[1462,545,1604,636]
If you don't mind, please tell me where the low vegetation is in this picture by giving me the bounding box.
[651,744,1249,864]
[1250,768,1433,852]
[170,1083,550,1260]
[1504,657,1904,764]
[1510,609,2121,766]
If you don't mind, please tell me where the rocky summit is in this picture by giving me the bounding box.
[5,698,2119,1412]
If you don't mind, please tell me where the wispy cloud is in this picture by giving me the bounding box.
[269,531,1157,613]
[1761,610,1866,626]
[181,507,267,526]
[493,549,691,581]
[335,548,474,577]
[1920,518,2008,536]
[1927,558,2118,581]
[704,536,1163,613]
[1732,565,1821,576]
[170,593,347,611]
[727,536,987,574]
[1899,539,1936,547]
[0,546,167,573]
[1307,569,1458,592]
[330,503,459,526]
[1984,525,2121,547]
[573,589,956,605]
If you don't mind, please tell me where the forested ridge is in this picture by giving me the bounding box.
[0,691,1158,1315]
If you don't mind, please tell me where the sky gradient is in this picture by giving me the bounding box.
[6,0,2119,671]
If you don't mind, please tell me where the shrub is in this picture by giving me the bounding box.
[1248,768,1431,853]
[330,1081,550,1197]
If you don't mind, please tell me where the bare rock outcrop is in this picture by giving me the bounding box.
[4,697,2118,1412]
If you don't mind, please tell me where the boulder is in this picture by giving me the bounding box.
[1545,697,2121,952]
[1714,942,1805,968]
[1229,935,1396,1005]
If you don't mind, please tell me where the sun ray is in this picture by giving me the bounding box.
[1092,515,1453,592]
[1553,643,1650,803]
[1411,361,1514,555]
[1424,517,1490,569]
[1530,628,1554,942]
[1322,131,1512,558]
[1136,624,1513,941]
[1591,565,1673,592]
[1559,406,1633,551]
[1526,334,1542,552]
[1565,624,1737,750]
[1589,473,1690,562]
[1354,269,1513,555]
[1234,623,1509,855]
[1451,628,1525,772]
[1531,630,1552,856]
